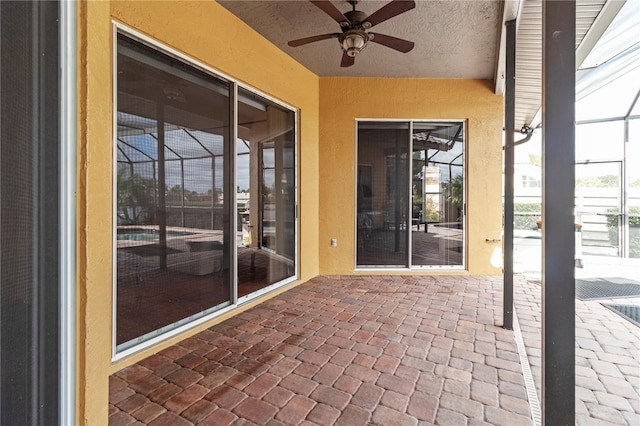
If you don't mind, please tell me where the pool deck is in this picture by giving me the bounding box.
[108,270,640,425]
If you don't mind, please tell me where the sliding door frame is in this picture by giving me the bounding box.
[112,23,299,359]
[354,118,466,271]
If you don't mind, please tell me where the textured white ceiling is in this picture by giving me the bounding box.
[218,0,615,130]
[218,0,502,79]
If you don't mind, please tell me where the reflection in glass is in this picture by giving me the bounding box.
[411,122,464,267]
[237,89,296,297]
[356,121,465,268]
[115,35,231,350]
[356,123,410,267]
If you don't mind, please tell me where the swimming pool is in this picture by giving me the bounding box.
[116,228,195,241]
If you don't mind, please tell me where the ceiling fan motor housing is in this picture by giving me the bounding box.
[344,10,370,27]
[339,29,370,57]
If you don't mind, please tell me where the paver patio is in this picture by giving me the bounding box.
[109,275,533,425]
[514,278,640,425]
[109,273,640,425]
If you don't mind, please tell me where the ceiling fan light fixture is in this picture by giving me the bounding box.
[288,0,416,67]
[340,30,368,57]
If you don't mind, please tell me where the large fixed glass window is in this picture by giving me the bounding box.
[115,32,297,353]
[356,121,465,269]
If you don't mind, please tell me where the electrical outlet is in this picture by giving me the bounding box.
[330,238,337,247]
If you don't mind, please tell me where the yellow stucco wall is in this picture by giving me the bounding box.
[77,1,319,423]
[78,2,503,424]
[318,77,504,275]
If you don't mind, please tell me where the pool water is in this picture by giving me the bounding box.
[117,228,195,241]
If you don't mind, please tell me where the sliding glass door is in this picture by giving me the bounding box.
[356,123,409,267]
[356,121,465,269]
[116,34,233,350]
[411,122,465,266]
[237,89,296,298]
[114,31,298,353]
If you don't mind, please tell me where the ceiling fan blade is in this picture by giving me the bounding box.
[310,1,350,26]
[364,0,416,28]
[288,33,339,47]
[340,52,355,68]
[369,33,415,53]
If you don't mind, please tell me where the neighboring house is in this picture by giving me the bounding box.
[515,163,542,190]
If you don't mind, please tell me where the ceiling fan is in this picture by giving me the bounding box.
[288,0,416,67]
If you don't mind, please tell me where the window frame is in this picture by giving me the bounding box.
[0,1,76,422]
[112,23,299,359]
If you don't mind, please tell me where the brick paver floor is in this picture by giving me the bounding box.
[109,275,534,425]
[514,277,640,425]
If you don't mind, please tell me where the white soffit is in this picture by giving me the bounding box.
[515,0,626,130]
